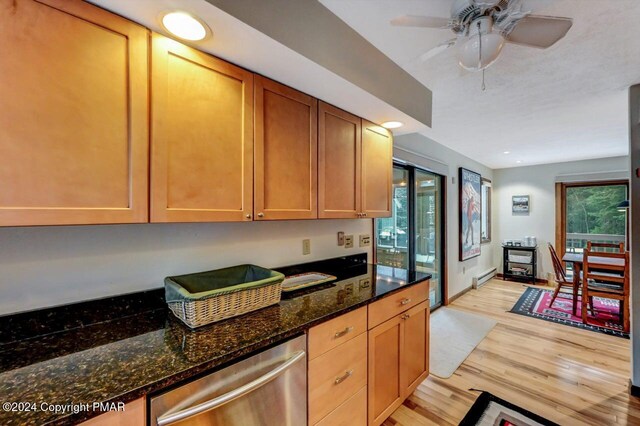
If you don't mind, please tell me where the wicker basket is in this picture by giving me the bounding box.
[165,265,284,329]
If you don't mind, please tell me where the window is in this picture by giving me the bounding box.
[481,178,491,243]
[556,180,629,262]
[376,164,445,308]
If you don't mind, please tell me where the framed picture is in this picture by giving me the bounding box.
[459,167,482,261]
[512,195,530,214]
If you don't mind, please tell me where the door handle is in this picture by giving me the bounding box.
[334,326,353,338]
[156,350,306,426]
[334,370,353,385]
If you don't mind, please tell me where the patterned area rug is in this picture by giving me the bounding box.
[510,287,628,338]
[459,392,558,426]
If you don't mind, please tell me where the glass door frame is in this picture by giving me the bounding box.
[375,162,447,309]
[555,179,630,263]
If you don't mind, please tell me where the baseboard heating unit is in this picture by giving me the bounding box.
[472,267,497,289]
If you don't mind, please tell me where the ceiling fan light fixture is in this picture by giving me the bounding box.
[458,30,504,71]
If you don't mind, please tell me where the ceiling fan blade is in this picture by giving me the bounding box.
[505,15,573,49]
[390,15,450,29]
[419,38,457,62]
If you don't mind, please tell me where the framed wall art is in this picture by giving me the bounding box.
[459,167,482,261]
[512,195,530,214]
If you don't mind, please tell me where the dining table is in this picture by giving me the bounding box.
[562,252,626,323]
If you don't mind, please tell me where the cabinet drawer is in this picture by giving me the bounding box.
[308,306,367,360]
[368,280,429,329]
[308,332,367,424]
[314,386,366,426]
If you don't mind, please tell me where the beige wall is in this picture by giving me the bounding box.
[0,220,372,315]
[493,156,629,279]
[393,133,496,299]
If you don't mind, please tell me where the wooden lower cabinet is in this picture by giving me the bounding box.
[78,398,145,426]
[309,282,430,426]
[368,294,430,426]
[402,301,430,396]
[368,314,403,426]
[315,386,367,426]
[308,332,367,424]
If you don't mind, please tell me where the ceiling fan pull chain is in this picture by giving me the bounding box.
[477,20,482,70]
[477,20,487,91]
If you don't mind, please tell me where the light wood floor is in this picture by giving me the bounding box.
[386,279,640,425]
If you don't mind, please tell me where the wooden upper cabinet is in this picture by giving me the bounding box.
[0,0,149,226]
[254,76,318,220]
[361,120,393,218]
[151,34,254,222]
[318,102,362,219]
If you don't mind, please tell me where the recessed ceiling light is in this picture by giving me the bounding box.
[503,151,510,155]
[516,160,522,164]
[381,121,404,129]
[161,12,210,41]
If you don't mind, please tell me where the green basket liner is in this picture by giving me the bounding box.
[165,264,285,303]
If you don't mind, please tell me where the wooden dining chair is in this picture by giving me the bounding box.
[548,243,578,315]
[582,248,630,332]
[587,241,624,252]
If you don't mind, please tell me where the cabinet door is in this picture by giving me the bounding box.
[0,0,148,226]
[318,102,361,218]
[151,35,253,223]
[254,76,317,220]
[401,301,430,396]
[361,120,392,218]
[368,315,403,426]
[79,398,144,426]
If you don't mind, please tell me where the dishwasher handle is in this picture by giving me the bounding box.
[156,350,306,426]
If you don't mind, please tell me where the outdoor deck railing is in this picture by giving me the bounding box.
[566,233,625,253]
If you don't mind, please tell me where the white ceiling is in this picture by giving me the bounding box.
[320,0,640,169]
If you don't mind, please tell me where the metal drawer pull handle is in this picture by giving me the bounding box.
[334,326,354,338]
[156,350,306,426]
[334,370,353,385]
[400,298,411,305]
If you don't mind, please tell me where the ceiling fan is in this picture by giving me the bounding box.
[391,0,573,74]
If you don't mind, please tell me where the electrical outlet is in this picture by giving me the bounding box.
[344,283,354,295]
[337,231,345,246]
[302,239,311,255]
[344,235,354,248]
[359,234,371,247]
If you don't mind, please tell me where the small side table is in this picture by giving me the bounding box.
[502,245,537,285]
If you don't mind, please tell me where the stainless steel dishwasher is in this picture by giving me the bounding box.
[150,335,307,426]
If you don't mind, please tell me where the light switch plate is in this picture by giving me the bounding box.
[302,239,311,255]
[359,234,371,247]
[344,235,354,248]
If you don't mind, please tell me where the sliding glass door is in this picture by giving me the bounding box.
[376,168,409,268]
[376,164,445,308]
[415,170,444,308]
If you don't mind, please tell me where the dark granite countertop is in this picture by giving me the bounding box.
[0,254,430,425]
